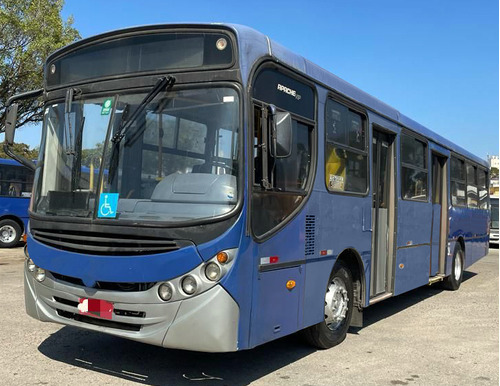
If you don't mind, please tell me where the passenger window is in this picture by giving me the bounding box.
[478,169,488,209]
[400,134,428,201]
[325,99,368,193]
[466,163,478,208]
[450,156,466,207]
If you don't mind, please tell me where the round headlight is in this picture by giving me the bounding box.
[27,258,36,272]
[181,275,197,295]
[205,262,221,282]
[35,267,45,282]
[158,283,173,301]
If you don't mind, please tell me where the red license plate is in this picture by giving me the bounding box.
[78,298,114,320]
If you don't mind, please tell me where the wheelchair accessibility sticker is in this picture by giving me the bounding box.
[98,193,119,218]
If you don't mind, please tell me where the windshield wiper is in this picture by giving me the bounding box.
[107,76,175,184]
[111,76,175,144]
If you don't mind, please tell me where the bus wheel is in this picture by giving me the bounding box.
[442,244,464,291]
[0,219,21,248]
[303,263,354,349]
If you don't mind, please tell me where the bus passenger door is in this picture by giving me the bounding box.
[370,129,396,299]
[430,154,447,276]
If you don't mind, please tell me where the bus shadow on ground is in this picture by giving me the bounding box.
[38,327,316,386]
[38,271,476,386]
[352,270,477,330]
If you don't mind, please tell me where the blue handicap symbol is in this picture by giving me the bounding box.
[98,193,119,218]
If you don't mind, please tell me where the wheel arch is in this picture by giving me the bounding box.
[456,236,466,264]
[333,248,366,309]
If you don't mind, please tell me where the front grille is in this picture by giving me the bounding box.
[31,228,180,256]
[56,309,142,331]
[54,296,146,320]
[50,271,156,292]
[51,272,85,286]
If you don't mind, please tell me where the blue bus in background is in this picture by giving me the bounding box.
[4,24,490,352]
[0,158,33,248]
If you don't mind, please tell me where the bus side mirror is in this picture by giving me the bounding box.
[4,103,18,146]
[269,105,292,158]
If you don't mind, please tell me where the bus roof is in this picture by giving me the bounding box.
[46,23,488,168]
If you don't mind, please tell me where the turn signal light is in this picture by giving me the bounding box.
[286,280,296,290]
[217,251,229,264]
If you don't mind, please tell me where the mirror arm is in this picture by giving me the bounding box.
[2,88,43,172]
[5,88,43,109]
[3,143,35,171]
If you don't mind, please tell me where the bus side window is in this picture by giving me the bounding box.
[450,156,466,207]
[466,163,478,208]
[325,99,368,194]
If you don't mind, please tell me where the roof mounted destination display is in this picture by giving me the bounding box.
[46,32,234,88]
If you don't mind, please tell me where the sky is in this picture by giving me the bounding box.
[13,0,499,160]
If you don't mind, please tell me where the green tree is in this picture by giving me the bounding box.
[0,141,38,159]
[0,0,80,130]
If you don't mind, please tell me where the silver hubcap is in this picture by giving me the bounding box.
[0,225,16,243]
[324,277,349,331]
[454,250,463,281]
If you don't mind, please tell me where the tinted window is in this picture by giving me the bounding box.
[325,99,367,194]
[479,170,488,209]
[466,164,478,208]
[252,104,314,237]
[0,164,34,197]
[400,133,428,201]
[451,157,465,181]
[450,156,466,207]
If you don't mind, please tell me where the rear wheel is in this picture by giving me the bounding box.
[0,219,21,248]
[442,244,464,291]
[303,263,354,349]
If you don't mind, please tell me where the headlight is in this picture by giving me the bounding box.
[205,262,221,281]
[181,275,197,295]
[35,267,45,282]
[158,283,173,301]
[27,258,36,272]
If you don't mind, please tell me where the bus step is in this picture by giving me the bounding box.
[428,274,446,285]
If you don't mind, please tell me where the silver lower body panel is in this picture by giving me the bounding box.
[24,267,239,352]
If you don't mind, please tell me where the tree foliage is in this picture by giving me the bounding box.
[0,141,38,159]
[0,0,80,130]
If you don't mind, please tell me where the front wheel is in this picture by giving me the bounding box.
[0,219,21,248]
[303,263,354,349]
[442,244,464,291]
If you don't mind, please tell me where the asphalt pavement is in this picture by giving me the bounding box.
[0,246,498,386]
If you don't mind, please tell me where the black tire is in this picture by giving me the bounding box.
[303,262,354,349]
[0,219,21,248]
[442,243,464,291]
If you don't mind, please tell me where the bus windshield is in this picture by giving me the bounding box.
[33,87,240,223]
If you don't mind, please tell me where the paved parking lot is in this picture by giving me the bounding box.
[0,246,498,386]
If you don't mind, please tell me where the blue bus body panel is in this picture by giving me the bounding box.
[27,235,203,286]
[448,206,489,269]
[0,197,30,229]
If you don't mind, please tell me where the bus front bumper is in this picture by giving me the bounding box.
[24,266,239,352]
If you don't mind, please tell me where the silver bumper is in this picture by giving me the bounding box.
[24,267,239,352]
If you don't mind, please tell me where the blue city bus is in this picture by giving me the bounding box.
[4,24,489,352]
[0,158,34,248]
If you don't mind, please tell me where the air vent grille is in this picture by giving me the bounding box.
[305,215,316,256]
[31,228,180,256]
